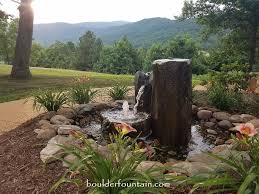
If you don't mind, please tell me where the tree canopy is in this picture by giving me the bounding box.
[180,0,259,71]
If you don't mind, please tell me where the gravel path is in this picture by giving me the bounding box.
[0,87,134,135]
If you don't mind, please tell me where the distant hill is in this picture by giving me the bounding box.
[33,18,211,48]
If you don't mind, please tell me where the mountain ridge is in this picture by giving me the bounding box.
[33,17,205,47]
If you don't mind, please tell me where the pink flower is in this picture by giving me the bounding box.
[236,123,258,137]
[114,122,137,135]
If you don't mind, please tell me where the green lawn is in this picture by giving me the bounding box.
[0,64,205,103]
[0,65,134,103]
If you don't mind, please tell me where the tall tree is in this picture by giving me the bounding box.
[0,18,18,64]
[11,0,34,79]
[76,31,103,70]
[180,0,259,71]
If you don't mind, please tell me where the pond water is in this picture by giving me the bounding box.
[188,125,213,156]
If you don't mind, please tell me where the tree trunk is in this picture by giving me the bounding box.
[10,0,33,79]
[249,24,257,72]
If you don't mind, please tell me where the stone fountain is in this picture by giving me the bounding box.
[135,59,192,149]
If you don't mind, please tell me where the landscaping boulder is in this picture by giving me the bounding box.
[36,129,57,140]
[240,114,256,123]
[171,161,215,177]
[42,111,56,120]
[63,154,79,167]
[197,110,212,120]
[57,125,81,135]
[218,120,233,130]
[206,129,218,135]
[214,137,225,146]
[50,115,73,125]
[213,112,231,121]
[57,107,77,119]
[229,115,243,123]
[40,135,79,163]
[204,122,216,129]
[39,120,58,131]
[136,161,164,176]
[76,104,94,115]
[187,153,219,165]
[247,119,259,128]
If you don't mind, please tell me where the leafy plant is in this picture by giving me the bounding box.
[50,123,167,194]
[182,124,259,194]
[208,84,241,111]
[108,85,129,100]
[70,85,98,104]
[31,90,69,111]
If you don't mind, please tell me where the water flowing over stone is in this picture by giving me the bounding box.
[134,72,152,113]
[151,59,192,148]
[133,85,145,114]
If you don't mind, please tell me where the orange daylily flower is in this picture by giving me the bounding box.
[236,123,258,137]
[114,122,137,135]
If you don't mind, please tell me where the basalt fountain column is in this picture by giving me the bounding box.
[151,59,192,148]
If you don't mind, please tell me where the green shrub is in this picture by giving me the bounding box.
[70,85,97,104]
[32,90,69,112]
[108,85,129,100]
[208,84,241,111]
[50,124,167,194]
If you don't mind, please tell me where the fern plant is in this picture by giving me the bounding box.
[108,85,129,101]
[32,90,69,112]
[70,85,98,104]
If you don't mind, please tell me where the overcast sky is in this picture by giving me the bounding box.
[2,0,185,24]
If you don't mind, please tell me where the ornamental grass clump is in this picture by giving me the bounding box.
[31,89,69,112]
[70,85,98,104]
[108,85,129,100]
[50,122,167,194]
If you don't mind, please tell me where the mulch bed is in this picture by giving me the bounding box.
[0,113,226,194]
[0,114,77,194]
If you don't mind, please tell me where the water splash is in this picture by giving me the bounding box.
[122,101,129,116]
[133,85,145,114]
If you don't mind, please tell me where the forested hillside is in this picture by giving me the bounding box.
[33,18,209,47]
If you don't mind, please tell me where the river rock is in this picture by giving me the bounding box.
[50,115,73,125]
[171,161,215,177]
[36,129,57,140]
[214,137,225,145]
[218,120,233,130]
[197,110,212,120]
[62,154,79,167]
[57,107,77,119]
[40,135,79,163]
[213,112,231,121]
[42,111,56,120]
[229,115,243,123]
[247,119,259,128]
[204,122,216,129]
[187,153,219,165]
[57,125,81,135]
[76,104,95,115]
[136,161,164,176]
[207,129,218,135]
[240,114,256,123]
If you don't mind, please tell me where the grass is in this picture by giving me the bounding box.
[0,65,134,103]
[0,64,206,103]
